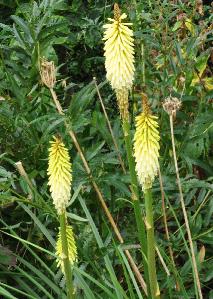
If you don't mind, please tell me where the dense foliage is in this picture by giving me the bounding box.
[0,0,212,298]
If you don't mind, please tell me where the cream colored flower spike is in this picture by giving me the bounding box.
[134,112,160,191]
[103,5,135,90]
[47,136,72,214]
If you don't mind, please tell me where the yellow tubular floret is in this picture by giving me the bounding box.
[47,136,72,215]
[134,113,160,191]
[103,10,135,90]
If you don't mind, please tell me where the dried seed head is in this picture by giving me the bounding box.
[40,58,56,89]
[196,0,204,16]
[116,88,129,121]
[177,12,186,21]
[179,76,185,84]
[163,96,182,117]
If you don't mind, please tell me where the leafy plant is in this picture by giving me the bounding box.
[0,0,212,298]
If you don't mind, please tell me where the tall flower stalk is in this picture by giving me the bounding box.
[134,97,160,299]
[40,57,147,294]
[48,136,77,299]
[103,3,149,296]
[103,2,134,122]
[163,97,203,299]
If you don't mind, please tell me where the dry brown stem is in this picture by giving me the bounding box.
[15,161,34,201]
[169,115,203,299]
[158,168,179,289]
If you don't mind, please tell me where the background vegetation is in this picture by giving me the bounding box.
[0,0,212,298]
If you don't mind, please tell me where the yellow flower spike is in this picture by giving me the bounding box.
[134,98,160,191]
[103,3,135,91]
[47,136,72,215]
[56,225,77,273]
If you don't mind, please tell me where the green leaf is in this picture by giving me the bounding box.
[78,195,128,299]
[87,141,105,161]
[74,268,96,299]
[0,245,16,266]
[74,267,116,299]
[12,24,29,52]
[11,16,34,44]
[0,285,18,299]
[195,54,210,77]
[172,21,182,32]
[67,212,88,222]
[19,203,56,247]
[174,41,184,65]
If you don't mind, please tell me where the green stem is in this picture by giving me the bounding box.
[141,43,145,88]
[122,120,150,298]
[144,189,160,299]
[122,121,138,198]
[59,212,75,299]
